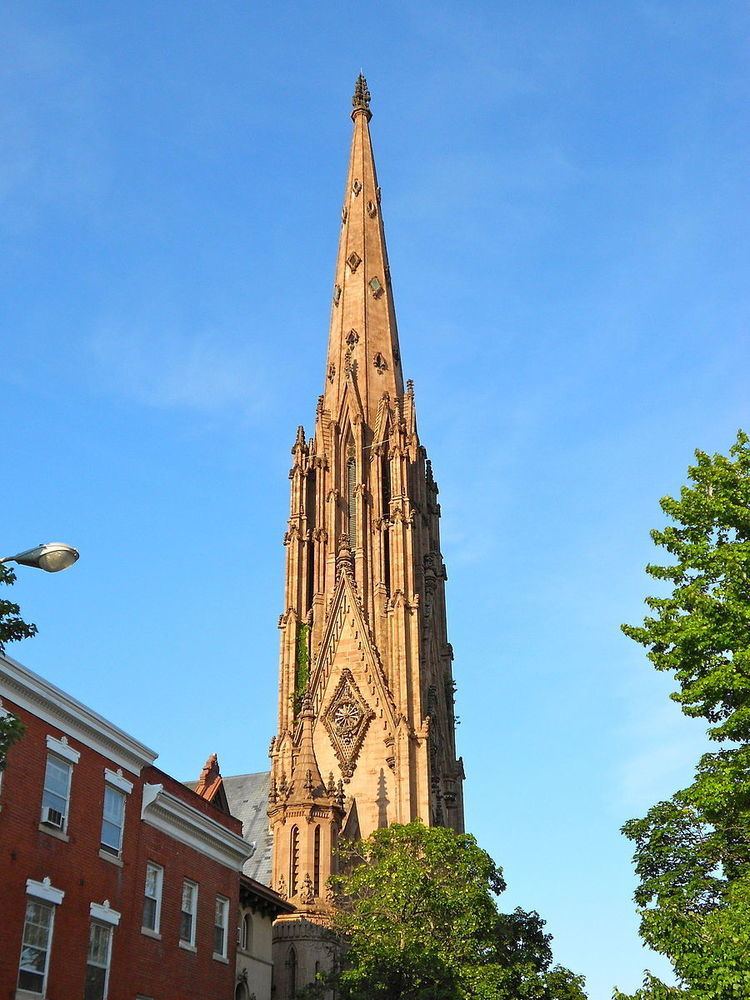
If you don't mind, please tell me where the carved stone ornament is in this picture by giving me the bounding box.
[333,284,342,305]
[323,668,375,781]
[346,329,359,348]
[300,872,315,904]
[373,352,388,373]
[328,363,336,383]
[352,178,362,196]
[367,200,377,218]
[347,251,362,272]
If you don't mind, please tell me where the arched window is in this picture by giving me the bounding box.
[346,443,357,543]
[240,912,253,953]
[235,984,249,1000]
[288,946,298,998]
[381,452,391,593]
[313,824,321,896]
[289,826,300,897]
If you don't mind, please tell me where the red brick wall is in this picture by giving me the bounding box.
[0,701,239,1000]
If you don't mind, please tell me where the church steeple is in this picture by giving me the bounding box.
[270,79,465,956]
[323,75,404,428]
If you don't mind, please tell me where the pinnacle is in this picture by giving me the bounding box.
[352,73,372,120]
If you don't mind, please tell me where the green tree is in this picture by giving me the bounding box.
[0,562,35,765]
[307,821,586,1000]
[616,431,750,1000]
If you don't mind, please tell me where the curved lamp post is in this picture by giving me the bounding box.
[0,543,79,574]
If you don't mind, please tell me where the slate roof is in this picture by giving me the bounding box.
[222,771,274,886]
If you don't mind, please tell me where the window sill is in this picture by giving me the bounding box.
[98,848,123,867]
[16,990,48,1000]
[140,927,161,940]
[212,953,229,964]
[178,940,197,953]
[38,822,69,842]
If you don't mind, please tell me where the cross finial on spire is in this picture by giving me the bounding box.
[352,73,372,121]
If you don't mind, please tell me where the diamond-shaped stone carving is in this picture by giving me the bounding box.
[352,179,362,196]
[324,669,374,782]
[346,329,359,348]
[347,251,361,272]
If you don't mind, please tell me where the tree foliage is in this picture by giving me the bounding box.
[617,431,750,1000]
[0,562,34,766]
[308,821,587,1000]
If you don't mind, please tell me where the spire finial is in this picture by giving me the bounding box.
[352,73,372,121]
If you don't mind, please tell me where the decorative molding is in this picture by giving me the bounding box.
[0,652,156,775]
[104,768,133,795]
[141,784,252,871]
[90,900,121,926]
[26,877,64,905]
[46,733,80,764]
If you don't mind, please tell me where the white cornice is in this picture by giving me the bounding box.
[142,783,252,871]
[0,653,157,775]
[90,900,121,926]
[27,877,64,905]
[46,734,80,764]
[105,768,134,794]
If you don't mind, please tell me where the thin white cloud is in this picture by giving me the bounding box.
[89,327,269,418]
[614,667,710,817]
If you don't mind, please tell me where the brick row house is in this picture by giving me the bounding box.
[0,651,288,1000]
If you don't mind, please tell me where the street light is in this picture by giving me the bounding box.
[0,543,80,574]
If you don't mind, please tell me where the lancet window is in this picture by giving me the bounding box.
[289,826,300,897]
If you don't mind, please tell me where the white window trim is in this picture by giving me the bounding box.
[100,784,127,857]
[18,894,57,997]
[90,900,121,926]
[213,895,229,960]
[104,768,133,794]
[41,753,73,834]
[87,918,114,1000]
[142,862,163,936]
[46,733,80,764]
[180,879,198,948]
[26,877,64,906]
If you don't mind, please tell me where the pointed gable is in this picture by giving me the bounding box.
[194,753,231,816]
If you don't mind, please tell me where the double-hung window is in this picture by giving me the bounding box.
[99,769,132,859]
[18,900,55,994]
[180,880,198,949]
[142,863,163,934]
[213,896,229,959]
[100,785,126,856]
[84,922,113,1000]
[18,878,65,996]
[41,756,72,831]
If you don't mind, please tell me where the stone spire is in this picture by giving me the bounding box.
[292,689,324,797]
[323,74,404,427]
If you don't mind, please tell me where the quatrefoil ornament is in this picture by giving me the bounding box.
[323,669,374,781]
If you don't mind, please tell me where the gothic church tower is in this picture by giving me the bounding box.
[269,77,464,922]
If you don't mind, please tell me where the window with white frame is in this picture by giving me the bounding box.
[41,755,72,830]
[100,785,126,856]
[213,896,229,959]
[17,899,55,994]
[84,921,113,1000]
[142,863,163,934]
[180,880,198,947]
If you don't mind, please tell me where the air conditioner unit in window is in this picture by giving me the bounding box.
[42,806,64,829]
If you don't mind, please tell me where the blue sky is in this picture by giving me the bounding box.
[2,2,748,997]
